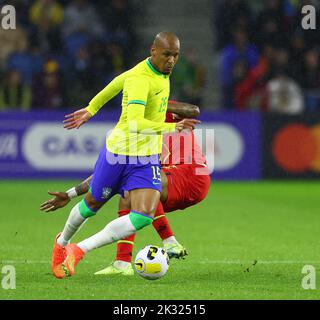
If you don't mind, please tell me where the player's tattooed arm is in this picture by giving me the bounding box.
[75,175,93,196]
[40,175,93,212]
[167,100,200,119]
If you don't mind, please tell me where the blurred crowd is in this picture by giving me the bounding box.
[1,0,320,114]
[0,0,137,111]
[215,0,320,114]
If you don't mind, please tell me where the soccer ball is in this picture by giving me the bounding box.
[134,245,169,280]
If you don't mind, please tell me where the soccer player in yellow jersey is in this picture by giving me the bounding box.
[51,31,200,278]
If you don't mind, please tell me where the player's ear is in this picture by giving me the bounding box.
[150,45,156,57]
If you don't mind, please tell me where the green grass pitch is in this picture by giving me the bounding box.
[0,180,319,300]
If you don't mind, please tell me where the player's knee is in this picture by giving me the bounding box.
[78,199,97,218]
[78,194,103,218]
[85,193,104,210]
[133,206,156,218]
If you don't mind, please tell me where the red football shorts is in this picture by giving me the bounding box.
[161,164,211,212]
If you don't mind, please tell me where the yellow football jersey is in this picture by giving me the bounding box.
[86,58,176,156]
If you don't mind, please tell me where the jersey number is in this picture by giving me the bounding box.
[151,165,161,182]
[158,97,168,113]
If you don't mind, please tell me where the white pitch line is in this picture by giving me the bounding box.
[1,260,320,265]
[199,260,320,264]
[0,260,89,264]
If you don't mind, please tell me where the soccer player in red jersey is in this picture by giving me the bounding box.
[41,101,211,275]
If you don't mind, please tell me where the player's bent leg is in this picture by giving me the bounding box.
[153,201,188,259]
[115,210,136,264]
[63,206,154,278]
[61,160,161,277]
[94,208,135,276]
[56,194,105,278]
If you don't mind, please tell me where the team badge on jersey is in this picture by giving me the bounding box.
[102,187,112,200]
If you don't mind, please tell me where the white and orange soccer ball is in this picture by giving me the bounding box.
[134,245,169,280]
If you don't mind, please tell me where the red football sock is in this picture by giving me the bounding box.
[116,209,136,263]
[152,202,174,240]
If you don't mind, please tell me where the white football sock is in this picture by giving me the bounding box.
[57,203,86,247]
[78,215,136,253]
[163,236,178,245]
[114,260,131,269]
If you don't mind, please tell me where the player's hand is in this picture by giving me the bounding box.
[175,119,201,132]
[40,191,70,212]
[63,108,92,130]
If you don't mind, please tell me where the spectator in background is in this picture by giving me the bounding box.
[105,42,126,75]
[62,0,105,39]
[214,0,253,50]
[171,48,205,106]
[101,0,132,32]
[0,26,28,68]
[290,31,306,65]
[98,0,133,43]
[29,0,64,28]
[29,0,64,54]
[0,0,142,112]
[254,0,287,49]
[32,59,66,110]
[269,47,291,77]
[29,13,63,54]
[88,41,127,108]
[66,45,96,107]
[297,49,320,113]
[6,36,43,84]
[235,44,274,111]
[266,69,304,115]
[220,28,259,109]
[0,69,31,111]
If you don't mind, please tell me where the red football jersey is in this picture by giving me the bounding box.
[161,112,207,166]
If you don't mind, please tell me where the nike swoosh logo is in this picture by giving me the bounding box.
[155,89,165,95]
[152,181,162,185]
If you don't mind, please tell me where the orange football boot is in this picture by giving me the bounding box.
[61,244,85,277]
[51,233,66,279]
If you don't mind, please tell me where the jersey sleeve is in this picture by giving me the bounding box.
[127,105,176,134]
[85,71,128,116]
[125,75,149,107]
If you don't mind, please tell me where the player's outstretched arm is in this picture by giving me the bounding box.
[127,104,200,134]
[63,108,92,130]
[40,175,93,212]
[63,71,127,130]
[40,191,71,212]
[167,100,200,119]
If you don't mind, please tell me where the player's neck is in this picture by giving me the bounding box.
[148,58,166,76]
